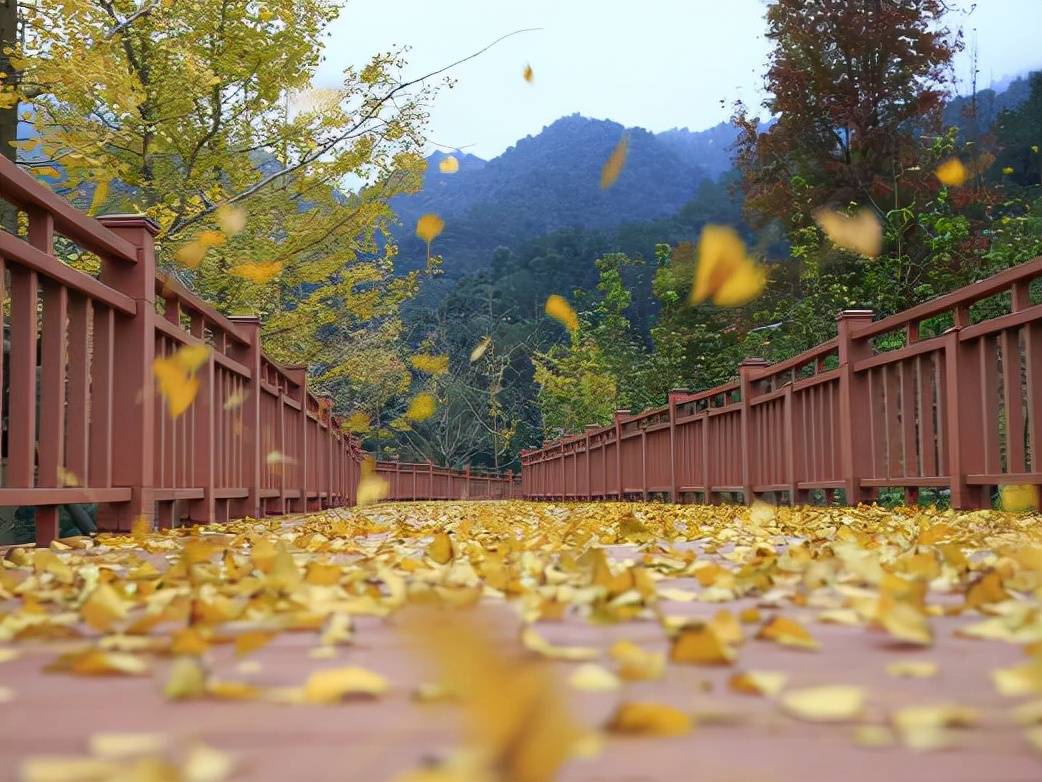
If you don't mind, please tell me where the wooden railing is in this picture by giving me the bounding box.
[522,257,1042,509]
[0,157,515,544]
[375,461,518,501]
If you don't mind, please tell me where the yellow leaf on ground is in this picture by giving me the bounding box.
[522,626,598,661]
[88,732,169,758]
[303,666,388,704]
[670,621,735,664]
[992,660,1042,696]
[165,657,207,700]
[80,583,127,632]
[600,133,629,189]
[234,631,275,658]
[781,685,865,722]
[569,664,620,692]
[813,207,882,257]
[886,660,939,678]
[427,532,454,564]
[183,742,235,782]
[892,704,977,751]
[757,616,820,650]
[19,757,123,782]
[545,295,578,331]
[729,670,788,697]
[609,639,665,680]
[606,702,693,737]
[49,650,149,677]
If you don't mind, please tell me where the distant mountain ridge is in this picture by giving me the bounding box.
[390,114,738,277]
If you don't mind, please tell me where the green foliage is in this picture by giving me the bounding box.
[532,330,618,437]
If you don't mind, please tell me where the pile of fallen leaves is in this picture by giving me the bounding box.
[3,500,1042,780]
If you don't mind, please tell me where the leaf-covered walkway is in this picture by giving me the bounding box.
[2,501,1041,781]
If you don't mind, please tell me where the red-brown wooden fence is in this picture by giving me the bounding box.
[0,157,515,545]
[522,258,1042,510]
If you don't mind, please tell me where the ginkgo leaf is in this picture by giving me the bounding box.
[935,158,968,187]
[216,205,247,235]
[600,132,629,189]
[153,344,210,418]
[545,295,578,331]
[183,742,235,782]
[303,666,388,703]
[81,583,127,632]
[756,616,820,650]
[886,660,939,678]
[439,156,459,174]
[469,336,491,363]
[523,63,534,83]
[780,685,864,722]
[165,656,207,700]
[426,532,454,564]
[88,732,169,758]
[229,261,283,283]
[223,390,246,411]
[405,393,436,422]
[175,240,208,269]
[88,179,111,216]
[521,626,598,661]
[357,459,389,508]
[416,213,445,244]
[197,230,226,248]
[609,640,664,681]
[813,207,882,257]
[670,621,735,665]
[606,702,693,736]
[729,670,788,696]
[569,664,619,692]
[690,225,766,307]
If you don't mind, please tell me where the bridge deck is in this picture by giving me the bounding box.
[1,501,1039,781]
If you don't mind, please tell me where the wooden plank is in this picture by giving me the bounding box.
[979,335,1002,474]
[65,294,91,482]
[1026,321,1042,472]
[917,355,938,476]
[1002,327,1027,473]
[8,266,39,487]
[38,279,68,487]
[900,360,918,478]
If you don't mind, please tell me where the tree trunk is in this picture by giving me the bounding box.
[0,0,19,231]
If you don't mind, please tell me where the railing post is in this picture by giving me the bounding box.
[187,309,215,524]
[739,358,769,505]
[229,316,261,519]
[427,459,434,500]
[667,389,686,504]
[943,325,989,509]
[584,425,598,500]
[285,366,308,512]
[464,465,471,499]
[614,410,629,501]
[836,310,876,505]
[96,215,159,531]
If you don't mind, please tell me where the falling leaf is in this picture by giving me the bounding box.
[999,484,1039,513]
[410,354,449,375]
[196,230,226,248]
[405,393,436,422]
[87,179,111,216]
[569,664,619,692]
[426,532,454,564]
[522,626,598,661]
[223,390,246,411]
[523,63,534,83]
[416,214,445,245]
[605,702,693,737]
[175,240,208,269]
[229,261,283,283]
[216,205,247,235]
[780,685,865,722]
[600,132,629,189]
[756,616,820,651]
[729,670,788,697]
[88,732,169,758]
[265,450,295,466]
[813,207,882,257]
[56,467,80,487]
[545,295,578,331]
[690,225,767,307]
[1002,166,1015,175]
[357,459,389,508]
[935,158,968,187]
[438,156,459,174]
[469,336,491,363]
[153,344,210,419]
[670,621,735,665]
[886,660,939,678]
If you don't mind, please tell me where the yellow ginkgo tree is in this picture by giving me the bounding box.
[8,0,438,409]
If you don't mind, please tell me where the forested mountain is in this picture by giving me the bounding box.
[390,115,732,277]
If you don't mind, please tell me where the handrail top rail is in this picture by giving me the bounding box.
[157,273,251,347]
[851,255,1042,340]
[749,337,839,380]
[0,157,139,264]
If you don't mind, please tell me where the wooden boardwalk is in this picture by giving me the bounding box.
[1,501,1040,781]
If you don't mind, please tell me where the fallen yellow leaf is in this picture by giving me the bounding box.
[780,685,864,722]
[303,666,388,704]
[606,702,693,737]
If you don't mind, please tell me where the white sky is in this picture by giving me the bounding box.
[316,0,1042,160]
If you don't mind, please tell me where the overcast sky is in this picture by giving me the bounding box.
[316,0,1042,160]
